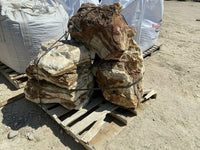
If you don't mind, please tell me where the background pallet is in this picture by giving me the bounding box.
[143,45,161,58]
[0,62,27,89]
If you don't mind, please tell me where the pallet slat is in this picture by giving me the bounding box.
[142,90,157,103]
[11,74,27,80]
[143,45,161,58]
[49,106,70,117]
[110,111,129,125]
[43,105,70,118]
[81,116,106,143]
[8,73,19,78]
[0,61,27,89]
[70,102,118,135]
[61,98,104,127]
[65,126,96,150]
[89,121,122,150]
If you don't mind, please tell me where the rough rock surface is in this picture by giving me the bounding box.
[28,40,92,76]
[68,2,137,60]
[24,40,94,110]
[69,2,144,109]
[25,79,93,110]
[26,60,92,89]
[93,51,144,108]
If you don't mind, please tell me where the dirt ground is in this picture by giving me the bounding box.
[0,1,200,150]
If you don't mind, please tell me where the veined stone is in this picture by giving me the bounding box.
[68,2,137,60]
[25,40,94,110]
[92,51,144,108]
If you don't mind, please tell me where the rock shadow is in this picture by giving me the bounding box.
[1,98,84,150]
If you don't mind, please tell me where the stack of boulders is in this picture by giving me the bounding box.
[68,3,144,108]
[24,40,94,110]
[25,2,144,110]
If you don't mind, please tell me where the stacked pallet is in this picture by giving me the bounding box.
[24,40,94,110]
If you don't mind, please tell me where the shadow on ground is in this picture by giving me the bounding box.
[1,98,84,150]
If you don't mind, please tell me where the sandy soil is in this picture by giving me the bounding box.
[0,1,200,150]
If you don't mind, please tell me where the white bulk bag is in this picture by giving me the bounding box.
[0,0,68,73]
[60,0,100,18]
[100,0,164,52]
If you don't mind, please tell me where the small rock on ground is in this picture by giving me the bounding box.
[8,130,18,139]
[26,133,35,141]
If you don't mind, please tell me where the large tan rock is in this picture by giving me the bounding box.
[68,2,137,60]
[24,40,94,110]
[30,40,92,76]
[26,61,91,89]
[24,78,93,110]
[92,51,144,108]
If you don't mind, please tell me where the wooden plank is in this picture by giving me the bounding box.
[65,126,95,150]
[143,89,152,95]
[143,90,157,102]
[8,73,19,78]
[143,45,161,58]
[110,111,129,125]
[81,116,106,142]
[46,105,70,118]
[70,102,118,135]
[11,74,27,80]
[0,62,27,89]
[0,70,20,89]
[61,98,104,127]
[0,93,25,107]
[41,105,62,124]
[89,121,122,150]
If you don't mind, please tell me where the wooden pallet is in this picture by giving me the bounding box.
[143,45,161,58]
[0,62,27,89]
[40,90,157,150]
